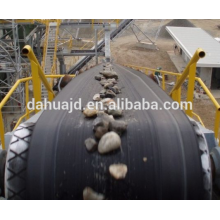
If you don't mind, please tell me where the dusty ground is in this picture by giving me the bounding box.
[111,19,220,137]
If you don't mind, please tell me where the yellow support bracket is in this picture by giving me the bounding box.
[0,110,5,149]
[31,60,41,113]
[185,63,197,117]
[0,77,32,150]
[214,110,220,142]
[22,45,55,102]
[25,81,30,120]
[170,48,205,102]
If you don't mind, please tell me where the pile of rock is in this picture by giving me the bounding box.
[82,63,128,200]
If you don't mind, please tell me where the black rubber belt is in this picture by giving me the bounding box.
[26,64,205,199]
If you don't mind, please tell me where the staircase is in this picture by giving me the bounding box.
[41,22,59,101]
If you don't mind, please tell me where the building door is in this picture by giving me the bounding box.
[212,68,220,89]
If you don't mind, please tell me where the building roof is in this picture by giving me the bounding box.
[166,26,220,68]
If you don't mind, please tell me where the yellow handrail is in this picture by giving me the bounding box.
[0,74,75,150]
[169,49,205,96]
[22,45,55,103]
[0,45,75,150]
[0,77,32,150]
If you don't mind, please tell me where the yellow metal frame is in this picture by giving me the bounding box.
[124,48,220,146]
[0,45,75,150]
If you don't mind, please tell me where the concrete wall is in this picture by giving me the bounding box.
[182,51,190,63]
[198,67,212,88]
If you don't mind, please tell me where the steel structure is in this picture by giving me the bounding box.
[0,20,26,113]
[121,20,165,45]
[0,21,219,200]
[67,19,133,74]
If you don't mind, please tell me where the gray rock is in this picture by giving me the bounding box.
[100,89,106,94]
[108,115,114,121]
[98,131,121,154]
[107,78,117,84]
[109,120,127,136]
[113,85,120,94]
[143,157,147,162]
[94,126,108,139]
[103,68,111,72]
[105,90,116,98]
[107,108,123,117]
[104,83,114,89]
[95,75,101,81]
[102,71,118,79]
[93,115,109,139]
[83,107,97,117]
[101,98,116,108]
[84,138,98,152]
[97,111,115,122]
[93,116,109,128]
[109,164,128,180]
[108,87,116,94]
[83,187,105,200]
[93,94,101,101]
[100,80,108,86]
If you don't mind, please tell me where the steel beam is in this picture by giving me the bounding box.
[104,26,111,61]
[58,57,66,74]
[95,29,98,64]
[57,51,104,57]
[25,26,39,42]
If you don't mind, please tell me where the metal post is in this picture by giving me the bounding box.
[162,73,165,91]
[132,24,154,44]
[95,28,98,65]
[25,81,30,120]
[0,110,5,149]
[185,63,196,117]
[30,60,41,113]
[58,57,66,74]
[37,29,42,62]
[214,110,220,143]
[75,19,81,39]
[104,24,111,62]
[130,25,140,42]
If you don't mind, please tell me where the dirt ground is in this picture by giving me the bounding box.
[111,19,220,137]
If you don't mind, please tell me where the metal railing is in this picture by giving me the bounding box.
[0,45,75,149]
[124,48,220,146]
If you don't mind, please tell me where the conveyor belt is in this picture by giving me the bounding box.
[27,64,205,199]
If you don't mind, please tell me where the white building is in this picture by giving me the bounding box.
[166,26,220,89]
